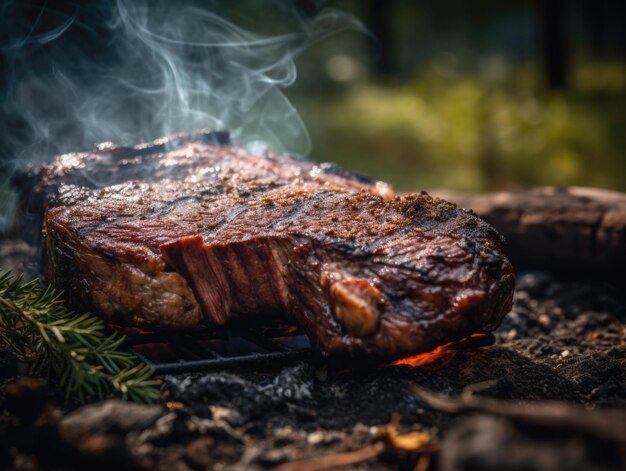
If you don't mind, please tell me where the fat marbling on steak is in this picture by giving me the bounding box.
[35,131,514,359]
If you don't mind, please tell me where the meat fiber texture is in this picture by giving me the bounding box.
[28,130,514,360]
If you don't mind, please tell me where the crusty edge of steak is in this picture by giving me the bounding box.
[45,216,203,329]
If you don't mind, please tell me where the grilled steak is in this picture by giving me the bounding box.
[31,131,514,359]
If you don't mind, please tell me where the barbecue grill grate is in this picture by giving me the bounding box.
[123,321,496,374]
[124,321,314,374]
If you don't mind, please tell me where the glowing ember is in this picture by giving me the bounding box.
[389,345,454,367]
[282,325,300,334]
[388,333,494,367]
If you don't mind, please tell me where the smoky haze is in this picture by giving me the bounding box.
[0,0,366,230]
[0,1,365,181]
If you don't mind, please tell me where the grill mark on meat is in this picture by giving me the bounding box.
[142,197,201,217]
[76,196,199,238]
[207,206,253,240]
[73,174,282,240]
[360,226,417,255]
[267,191,334,230]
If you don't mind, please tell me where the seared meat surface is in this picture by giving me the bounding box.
[32,131,513,359]
[13,130,390,239]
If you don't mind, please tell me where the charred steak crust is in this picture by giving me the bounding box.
[11,130,229,242]
[37,131,513,359]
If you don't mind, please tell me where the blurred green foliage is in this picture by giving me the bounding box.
[296,60,625,192]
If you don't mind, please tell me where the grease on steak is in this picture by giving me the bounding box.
[40,132,514,359]
[322,273,383,338]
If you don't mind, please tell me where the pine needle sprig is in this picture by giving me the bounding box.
[0,270,160,403]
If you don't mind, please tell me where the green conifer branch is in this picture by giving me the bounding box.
[0,271,160,403]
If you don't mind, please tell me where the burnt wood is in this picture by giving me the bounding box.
[439,186,626,277]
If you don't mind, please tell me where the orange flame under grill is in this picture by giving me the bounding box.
[388,332,494,368]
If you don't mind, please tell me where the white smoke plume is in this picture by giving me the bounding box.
[0,0,367,230]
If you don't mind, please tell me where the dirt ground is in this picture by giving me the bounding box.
[0,238,625,471]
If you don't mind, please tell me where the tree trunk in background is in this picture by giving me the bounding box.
[368,0,394,75]
[437,187,626,277]
[582,0,605,57]
[538,0,569,89]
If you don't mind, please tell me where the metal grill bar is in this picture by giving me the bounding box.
[124,321,314,374]
[122,323,496,375]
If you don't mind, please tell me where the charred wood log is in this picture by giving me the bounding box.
[437,187,626,277]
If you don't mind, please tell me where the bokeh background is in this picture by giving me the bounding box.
[290,0,625,192]
[1,0,624,204]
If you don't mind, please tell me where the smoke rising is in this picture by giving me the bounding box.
[0,0,367,228]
